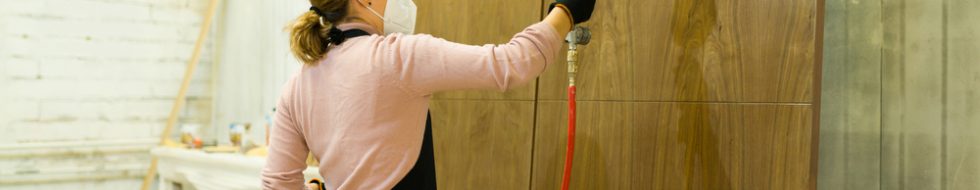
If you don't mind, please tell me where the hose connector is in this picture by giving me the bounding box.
[565,26,591,87]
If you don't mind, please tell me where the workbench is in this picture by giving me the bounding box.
[151,147,321,190]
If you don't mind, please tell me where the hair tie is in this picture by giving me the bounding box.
[309,6,326,17]
[310,6,343,23]
[310,6,329,27]
[325,26,345,45]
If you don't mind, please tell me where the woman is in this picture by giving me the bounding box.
[261,0,594,189]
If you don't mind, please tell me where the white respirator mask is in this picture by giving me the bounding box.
[362,0,417,35]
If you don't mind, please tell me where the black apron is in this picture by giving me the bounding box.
[392,111,437,189]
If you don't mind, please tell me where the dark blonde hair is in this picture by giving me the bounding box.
[289,0,350,65]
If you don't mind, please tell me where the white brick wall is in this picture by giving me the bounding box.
[0,0,213,189]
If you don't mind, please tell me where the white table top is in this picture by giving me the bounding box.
[152,147,321,190]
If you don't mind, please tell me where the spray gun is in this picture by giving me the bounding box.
[561,26,590,190]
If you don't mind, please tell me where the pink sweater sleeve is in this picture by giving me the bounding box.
[261,86,309,190]
[386,22,563,95]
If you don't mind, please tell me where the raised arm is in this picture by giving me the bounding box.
[386,8,586,95]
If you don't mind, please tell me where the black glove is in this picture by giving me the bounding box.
[550,0,596,24]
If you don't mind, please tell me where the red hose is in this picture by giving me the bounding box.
[561,85,576,190]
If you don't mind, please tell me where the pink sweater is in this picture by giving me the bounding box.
[261,22,562,189]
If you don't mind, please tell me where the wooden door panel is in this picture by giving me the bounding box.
[536,0,818,103]
[420,0,822,188]
[537,0,637,101]
[532,101,634,190]
[631,103,813,190]
[429,100,535,189]
[631,0,817,103]
[530,102,815,190]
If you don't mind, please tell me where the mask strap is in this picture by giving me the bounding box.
[358,0,385,20]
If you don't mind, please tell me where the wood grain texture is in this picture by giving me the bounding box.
[423,0,823,189]
[537,0,635,101]
[632,103,813,190]
[530,103,816,190]
[429,100,535,190]
[629,0,818,103]
[530,0,822,189]
[531,101,633,190]
[414,0,543,101]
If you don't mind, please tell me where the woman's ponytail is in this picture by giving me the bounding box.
[289,11,329,65]
[289,0,349,65]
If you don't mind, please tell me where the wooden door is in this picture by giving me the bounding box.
[530,0,824,189]
[415,0,824,189]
